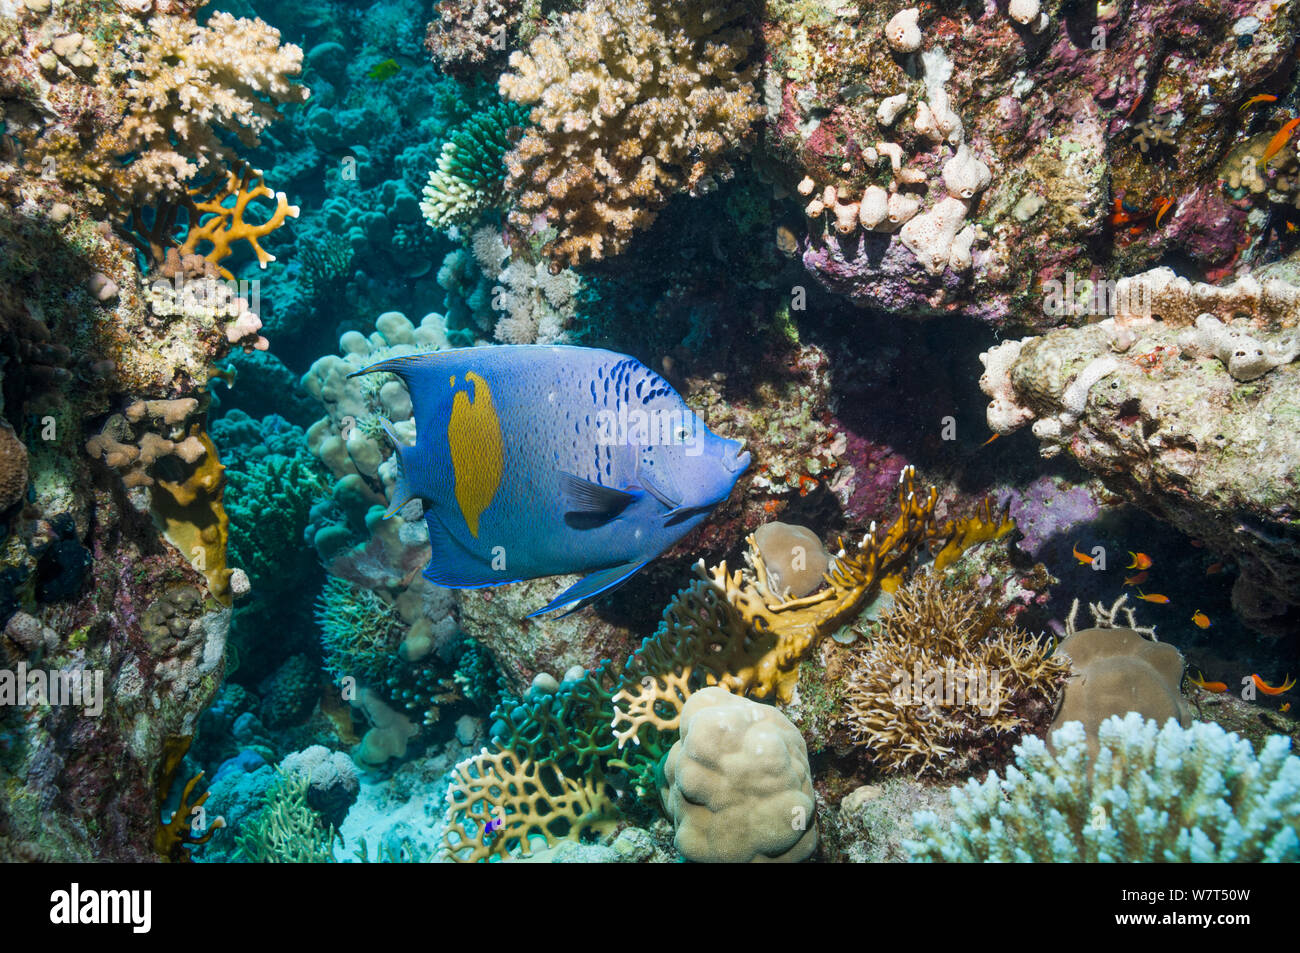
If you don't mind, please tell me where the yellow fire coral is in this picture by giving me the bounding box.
[611,468,1017,745]
[841,574,1068,776]
[499,0,763,267]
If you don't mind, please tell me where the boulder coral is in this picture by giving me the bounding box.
[658,686,817,863]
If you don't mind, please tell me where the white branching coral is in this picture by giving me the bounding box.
[467,227,579,344]
[499,0,764,267]
[907,715,1300,862]
[111,11,309,204]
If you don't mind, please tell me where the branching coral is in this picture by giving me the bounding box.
[499,0,764,266]
[234,769,339,863]
[420,101,532,231]
[315,577,407,687]
[907,715,1300,862]
[840,574,1068,776]
[425,0,524,76]
[104,10,309,208]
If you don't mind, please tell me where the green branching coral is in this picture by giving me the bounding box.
[420,100,533,230]
[906,714,1300,863]
[226,450,329,594]
[315,577,406,687]
[234,770,339,863]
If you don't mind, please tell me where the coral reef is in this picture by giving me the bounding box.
[978,265,1300,634]
[499,0,765,266]
[420,101,532,231]
[840,574,1067,776]
[234,769,339,863]
[659,686,816,863]
[907,715,1300,862]
[426,0,526,76]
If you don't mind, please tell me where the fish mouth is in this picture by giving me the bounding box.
[724,440,751,475]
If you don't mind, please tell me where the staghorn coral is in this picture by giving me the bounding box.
[840,574,1068,776]
[659,686,816,863]
[316,576,408,688]
[906,715,1300,862]
[499,0,764,267]
[233,769,339,863]
[420,101,532,231]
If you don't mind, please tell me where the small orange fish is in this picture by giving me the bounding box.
[1071,541,1096,567]
[1136,590,1169,604]
[1189,539,1205,548]
[1189,671,1227,693]
[1283,702,1292,713]
[1288,221,1299,234]
[1252,673,1297,696]
[1258,116,1300,168]
[1206,561,1224,575]
[1191,610,1211,629]
[1240,94,1279,109]
[1127,551,1152,570]
[981,432,1001,447]
[1124,570,1149,586]
[1154,197,1175,228]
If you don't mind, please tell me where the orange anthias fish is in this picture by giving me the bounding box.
[1206,561,1224,575]
[1154,197,1175,228]
[1241,94,1279,109]
[1071,541,1096,567]
[1258,116,1300,168]
[1189,671,1227,693]
[1136,590,1169,604]
[1127,551,1153,570]
[1124,570,1149,586]
[1252,673,1297,696]
[1191,610,1211,629]
[1283,702,1292,713]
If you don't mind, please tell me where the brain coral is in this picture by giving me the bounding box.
[499,0,764,267]
[658,686,817,863]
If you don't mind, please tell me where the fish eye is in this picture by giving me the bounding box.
[673,426,691,442]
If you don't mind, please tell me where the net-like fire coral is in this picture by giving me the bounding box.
[498,0,764,267]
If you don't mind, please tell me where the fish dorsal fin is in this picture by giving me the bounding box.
[378,418,419,519]
[559,471,638,530]
[525,558,651,618]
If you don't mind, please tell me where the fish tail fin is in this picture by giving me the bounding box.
[376,418,420,519]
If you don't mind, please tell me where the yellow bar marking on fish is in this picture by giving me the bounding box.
[447,371,503,538]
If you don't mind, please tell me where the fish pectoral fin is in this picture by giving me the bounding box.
[559,471,638,530]
[525,559,651,618]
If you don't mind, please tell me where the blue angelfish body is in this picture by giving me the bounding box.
[350,345,750,616]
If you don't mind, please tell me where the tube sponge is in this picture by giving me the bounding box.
[658,686,817,863]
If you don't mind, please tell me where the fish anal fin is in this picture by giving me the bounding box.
[559,471,638,530]
[526,559,650,618]
[421,512,522,589]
